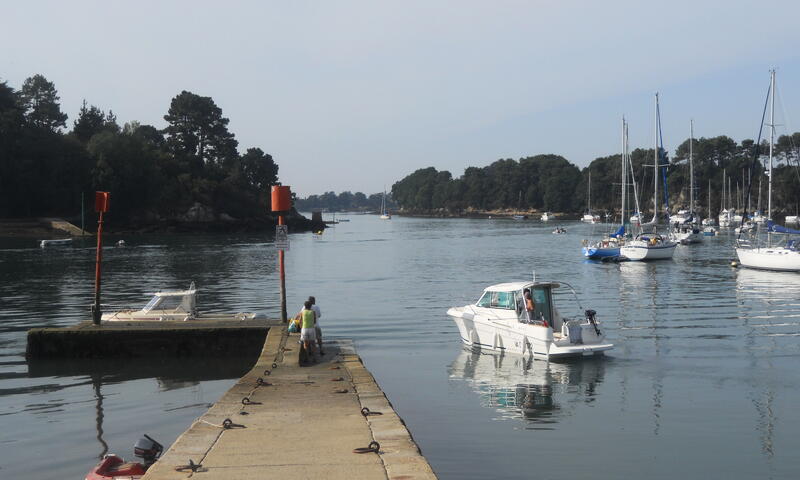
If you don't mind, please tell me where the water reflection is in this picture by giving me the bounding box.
[448,348,605,428]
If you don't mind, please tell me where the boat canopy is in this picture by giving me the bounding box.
[483,282,561,292]
[611,225,625,238]
[767,221,800,235]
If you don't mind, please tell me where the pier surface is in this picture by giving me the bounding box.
[143,327,437,480]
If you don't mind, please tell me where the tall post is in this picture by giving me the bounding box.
[278,215,287,323]
[271,185,292,324]
[92,192,110,325]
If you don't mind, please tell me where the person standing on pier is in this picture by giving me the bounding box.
[300,300,317,360]
[309,296,324,355]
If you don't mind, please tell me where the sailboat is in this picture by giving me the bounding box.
[735,70,800,272]
[380,189,391,220]
[620,93,677,261]
[582,117,629,259]
[702,179,716,226]
[581,172,600,223]
[672,120,702,245]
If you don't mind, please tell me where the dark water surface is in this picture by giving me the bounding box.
[1,216,799,479]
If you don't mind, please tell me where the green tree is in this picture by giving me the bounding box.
[72,100,106,143]
[19,74,67,131]
[163,90,238,171]
[239,147,278,191]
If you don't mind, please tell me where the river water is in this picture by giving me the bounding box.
[1,216,799,479]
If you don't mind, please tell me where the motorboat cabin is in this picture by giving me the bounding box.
[447,281,613,359]
[101,282,263,322]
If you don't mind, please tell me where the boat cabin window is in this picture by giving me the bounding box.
[476,291,515,309]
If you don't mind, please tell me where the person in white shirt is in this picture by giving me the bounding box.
[308,296,323,355]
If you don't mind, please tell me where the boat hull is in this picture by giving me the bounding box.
[735,247,800,272]
[447,308,613,359]
[582,246,620,259]
[620,242,677,261]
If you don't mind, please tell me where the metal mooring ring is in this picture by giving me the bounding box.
[353,441,381,454]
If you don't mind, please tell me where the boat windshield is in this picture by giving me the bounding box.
[144,295,184,313]
[142,296,161,313]
[476,291,515,309]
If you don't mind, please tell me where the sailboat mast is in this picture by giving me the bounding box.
[653,93,659,223]
[621,116,627,227]
[690,119,694,215]
[768,69,775,221]
[708,179,711,220]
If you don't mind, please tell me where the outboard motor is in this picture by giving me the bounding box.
[134,435,163,466]
[585,309,601,336]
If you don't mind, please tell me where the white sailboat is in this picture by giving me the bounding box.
[620,93,677,261]
[379,189,391,219]
[735,71,800,272]
[672,119,702,245]
[581,172,600,223]
[582,117,630,259]
[702,179,716,226]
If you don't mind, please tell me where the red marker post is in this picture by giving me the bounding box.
[271,186,292,323]
[92,192,110,325]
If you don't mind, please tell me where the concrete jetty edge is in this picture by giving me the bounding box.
[142,326,437,479]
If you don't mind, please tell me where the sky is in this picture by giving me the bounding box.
[3,1,800,196]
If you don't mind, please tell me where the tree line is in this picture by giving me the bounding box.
[0,74,280,225]
[389,135,800,218]
[295,191,395,212]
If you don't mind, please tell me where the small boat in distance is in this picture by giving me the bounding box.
[447,281,613,360]
[540,212,553,221]
[379,189,391,219]
[552,226,566,234]
[101,282,265,322]
[40,238,73,248]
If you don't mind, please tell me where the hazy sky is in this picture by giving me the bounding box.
[3,1,800,196]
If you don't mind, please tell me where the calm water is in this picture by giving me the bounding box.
[1,217,799,479]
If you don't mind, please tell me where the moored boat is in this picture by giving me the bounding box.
[40,238,72,248]
[85,435,162,480]
[446,281,613,360]
[100,282,264,322]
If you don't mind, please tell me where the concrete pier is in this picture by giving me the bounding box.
[26,319,280,358]
[142,326,437,479]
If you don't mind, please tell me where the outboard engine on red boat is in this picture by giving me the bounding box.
[134,434,164,466]
[85,435,163,480]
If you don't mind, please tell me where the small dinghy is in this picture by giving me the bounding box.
[39,238,72,248]
[85,435,162,480]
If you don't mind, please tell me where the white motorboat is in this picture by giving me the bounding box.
[581,214,600,224]
[620,233,677,260]
[630,213,641,224]
[703,226,717,236]
[670,209,692,225]
[447,281,613,360]
[735,71,800,273]
[786,215,799,226]
[540,212,553,222]
[101,282,265,322]
[40,238,73,248]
